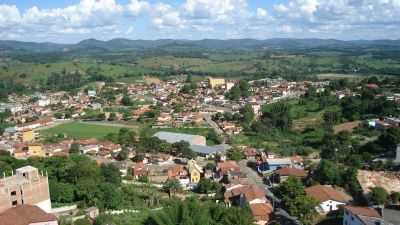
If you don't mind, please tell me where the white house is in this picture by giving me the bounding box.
[305,185,352,214]
[343,206,384,225]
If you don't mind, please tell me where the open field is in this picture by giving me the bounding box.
[40,121,125,139]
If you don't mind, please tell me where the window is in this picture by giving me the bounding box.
[12,200,18,206]
[10,191,16,196]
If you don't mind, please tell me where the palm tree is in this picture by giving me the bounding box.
[162,179,182,198]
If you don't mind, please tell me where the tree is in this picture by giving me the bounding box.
[69,143,80,154]
[313,160,343,185]
[173,141,195,159]
[227,147,244,161]
[99,183,123,209]
[391,192,400,204]
[100,164,121,185]
[323,110,341,129]
[117,147,129,160]
[377,127,400,152]
[195,178,220,194]
[278,177,318,225]
[240,104,255,125]
[121,95,132,106]
[74,218,91,225]
[49,181,75,203]
[369,187,389,205]
[206,130,221,145]
[163,179,182,198]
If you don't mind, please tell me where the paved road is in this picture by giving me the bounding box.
[203,114,224,135]
[238,160,280,204]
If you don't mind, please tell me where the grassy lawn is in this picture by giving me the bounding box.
[40,122,124,139]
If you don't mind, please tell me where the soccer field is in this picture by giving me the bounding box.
[40,122,123,139]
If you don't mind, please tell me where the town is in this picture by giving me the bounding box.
[0,74,399,225]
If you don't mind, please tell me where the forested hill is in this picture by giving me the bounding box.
[1,38,400,53]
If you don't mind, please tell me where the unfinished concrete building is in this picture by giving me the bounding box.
[0,166,51,213]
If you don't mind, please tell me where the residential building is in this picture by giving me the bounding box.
[154,131,206,146]
[0,205,58,225]
[305,185,352,214]
[208,77,226,89]
[187,160,203,184]
[257,157,292,174]
[250,203,274,225]
[19,130,37,143]
[0,166,51,213]
[272,167,307,183]
[343,206,384,225]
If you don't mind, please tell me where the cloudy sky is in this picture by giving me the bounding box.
[0,0,399,43]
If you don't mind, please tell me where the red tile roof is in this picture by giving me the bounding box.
[0,205,57,225]
[343,206,381,218]
[305,185,352,203]
[250,203,273,222]
[275,167,307,177]
[217,160,240,174]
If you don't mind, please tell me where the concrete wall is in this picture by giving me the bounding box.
[318,200,345,214]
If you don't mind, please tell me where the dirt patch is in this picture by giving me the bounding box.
[334,121,361,134]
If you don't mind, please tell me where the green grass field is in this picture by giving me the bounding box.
[40,122,124,139]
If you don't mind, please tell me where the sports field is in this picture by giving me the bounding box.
[40,122,123,139]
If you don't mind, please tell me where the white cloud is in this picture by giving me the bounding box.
[151,3,185,29]
[1,0,400,41]
[127,0,149,16]
[0,5,21,27]
[256,8,268,18]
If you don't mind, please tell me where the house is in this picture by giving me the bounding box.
[187,159,203,184]
[27,144,46,157]
[305,185,352,214]
[80,144,99,155]
[208,77,226,89]
[190,144,231,158]
[154,131,206,146]
[243,147,258,160]
[250,203,274,225]
[272,167,307,183]
[224,185,268,207]
[217,160,241,177]
[167,165,190,188]
[257,158,292,174]
[0,166,52,213]
[132,162,148,179]
[342,206,384,225]
[19,130,37,143]
[0,205,58,225]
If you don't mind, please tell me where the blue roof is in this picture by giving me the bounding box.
[153,131,205,146]
[190,144,231,155]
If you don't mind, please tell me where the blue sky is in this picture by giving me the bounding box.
[0,0,399,43]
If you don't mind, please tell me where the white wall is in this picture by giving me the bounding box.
[317,200,345,214]
[30,221,58,225]
[35,199,52,213]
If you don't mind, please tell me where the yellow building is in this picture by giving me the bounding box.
[187,159,203,183]
[208,77,226,89]
[27,144,46,157]
[20,130,36,143]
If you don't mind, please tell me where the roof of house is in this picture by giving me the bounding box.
[217,160,240,173]
[343,206,381,218]
[225,185,266,202]
[190,144,230,155]
[266,158,292,165]
[305,185,352,203]
[154,131,206,146]
[0,205,57,225]
[167,165,186,178]
[250,203,273,221]
[275,167,307,177]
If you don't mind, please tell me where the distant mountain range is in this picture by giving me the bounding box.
[1,38,400,53]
